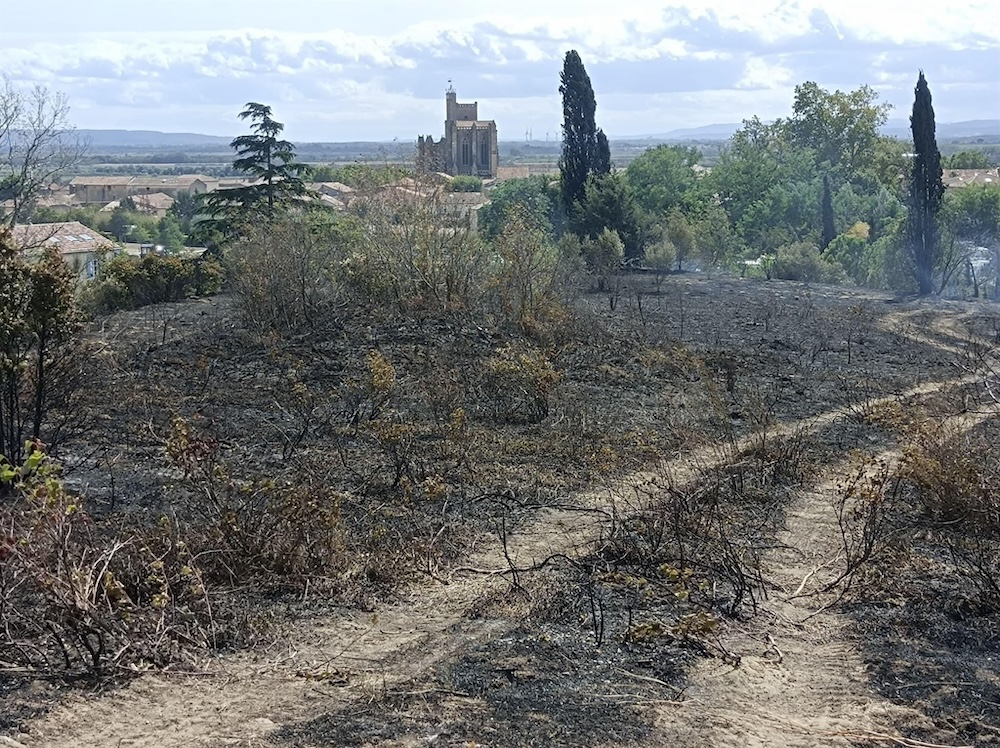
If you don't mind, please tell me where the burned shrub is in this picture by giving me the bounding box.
[473,344,561,425]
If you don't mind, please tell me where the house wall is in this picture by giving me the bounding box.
[76,183,131,203]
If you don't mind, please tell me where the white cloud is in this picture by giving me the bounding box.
[737,58,794,90]
[1,1,997,139]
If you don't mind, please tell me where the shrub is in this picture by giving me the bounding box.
[771,241,846,284]
[644,239,676,291]
[446,175,483,193]
[491,206,564,328]
[344,189,491,312]
[226,217,345,332]
[474,344,560,424]
[81,253,224,314]
[0,446,215,675]
[166,419,349,590]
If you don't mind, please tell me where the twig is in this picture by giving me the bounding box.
[819,731,972,748]
[613,667,685,696]
[766,634,784,664]
[891,681,981,690]
[384,687,473,699]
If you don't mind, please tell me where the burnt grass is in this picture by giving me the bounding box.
[14,273,1000,744]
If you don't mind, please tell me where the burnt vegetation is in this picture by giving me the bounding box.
[2,66,1000,746]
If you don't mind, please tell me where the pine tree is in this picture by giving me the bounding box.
[907,71,945,296]
[193,103,308,244]
[821,174,836,250]
[559,50,599,211]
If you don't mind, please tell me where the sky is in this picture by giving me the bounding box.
[3,0,998,142]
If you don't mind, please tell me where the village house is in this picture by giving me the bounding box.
[943,168,999,189]
[11,221,116,282]
[440,190,488,233]
[101,192,176,218]
[132,192,176,217]
[68,176,134,204]
[69,174,218,204]
[304,181,357,211]
[128,175,218,198]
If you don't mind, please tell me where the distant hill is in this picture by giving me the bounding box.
[633,120,1000,143]
[75,130,233,148]
[623,123,742,141]
[72,119,1000,152]
[882,119,1000,141]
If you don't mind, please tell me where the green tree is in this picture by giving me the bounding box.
[944,151,993,169]
[0,230,81,466]
[821,174,836,250]
[737,179,820,255]
[832,182,906,244]
[559,50,600,211]
[595,129,612,176]
[625,144,700,217]
[194,103,308,243]
[571,174,643,259]
[710,116,810,232]
[907,71,945,296]
[784,82,891,177]
[826,228,870,285]
[170,190,201,232]
[693,201,742,274]
[109,204,139,242]
[313,163,409,189]
[157,213,187,253]
[478,176,563,241]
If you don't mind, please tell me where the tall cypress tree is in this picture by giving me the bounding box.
[907,71,945,296]
[821,174,836,250]
[559,50,599,211]
[595,128,612,176]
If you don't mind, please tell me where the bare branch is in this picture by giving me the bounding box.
[0,77,86,227]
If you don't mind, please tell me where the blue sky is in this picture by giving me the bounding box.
[3,0,998,141]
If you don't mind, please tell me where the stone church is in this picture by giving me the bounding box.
[417,86,499,179]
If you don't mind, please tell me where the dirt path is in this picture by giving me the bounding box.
[653,315,986,747]
[652,459,939,747]
[18,312,988,748]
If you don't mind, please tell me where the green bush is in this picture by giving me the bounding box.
[825,233,869,286]
[771,241,846,284]
[446,175,483,193]
[79,253,224,315]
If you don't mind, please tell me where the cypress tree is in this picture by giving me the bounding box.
[907,71,945,296]
[559,50,599,211]
[595,128,612,176]
[821,174,836,250]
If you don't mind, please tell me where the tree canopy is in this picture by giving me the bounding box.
[478,176,563,241]
[783,82,892,178]
[193,103,308,244]
[0,77,85,226]
[625,145,700,218]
